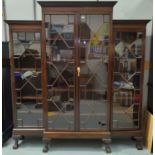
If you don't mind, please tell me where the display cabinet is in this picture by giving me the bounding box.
[6,21,43,149]
[112,20,149,149]
[39,1,116,153]
[5,1,150,153]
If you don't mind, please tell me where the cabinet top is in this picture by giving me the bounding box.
[113,20,150,25]
[37,1,117,7]
[5,20,42,25]
[113,20,150,31]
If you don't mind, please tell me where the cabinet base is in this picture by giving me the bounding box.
[12,129,144,152]
[43,131,111,139]
[42,131,111,153]
[12,128,43,149]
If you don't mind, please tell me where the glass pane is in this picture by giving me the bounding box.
[18,32,25,41]
[13,32,18,41]
[45,14,75,129]
[35,32,40,41]
[13,32,41,68]
[13,31,42,127]
[112,31,143,129]
[79,14,110,130]
[45,14,74,63]
[26,32,34,41]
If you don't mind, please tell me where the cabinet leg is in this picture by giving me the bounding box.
[136,142,143,150]
[43,139,50,153]
[102,138,112,153]
[131,136,143,150]
[12,135,20,149]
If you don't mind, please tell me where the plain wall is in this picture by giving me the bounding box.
[2,0,153,117]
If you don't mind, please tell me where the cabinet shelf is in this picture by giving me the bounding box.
[14,54,41,58]
[114,56,142,59]
[14,68,41,72]
[47,87,107,92]
[47,38,74,41]
[16,95,42,100]
[113,111,139,114]
[114,72,141,74]
[17,109,42,113]
[47,60,74,64]
[47,112,107,116]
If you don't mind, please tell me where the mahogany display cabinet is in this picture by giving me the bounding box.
[5,21,44,149]
[112,20,149,149]
[5,1,150,153]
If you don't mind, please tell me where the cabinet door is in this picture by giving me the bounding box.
[13,31,43,127]
[79,14,111,130]
[112,31,144,129]
[44,14,76,130]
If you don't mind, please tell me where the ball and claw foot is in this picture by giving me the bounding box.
[13,141,19,149]
[105,145,111,153]
[43,142,48,153]
[43,145,48,153]
[136,142,143,150]
[131,136,143,150]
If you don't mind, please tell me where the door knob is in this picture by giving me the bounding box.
[77,67,80,77]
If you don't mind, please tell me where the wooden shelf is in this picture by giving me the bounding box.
[47,87,107,92]
[113,72,141,74]
[14,54,41,57]
[17,109,42,113]
[47,112,107,116]
[47,38,74,41]
[114,56,142,59]
[47,60,74,64]
[113,88,135,91]
[14,68,41,71]
[17,96,42,100]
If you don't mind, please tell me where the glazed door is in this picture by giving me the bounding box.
[12,31,43,128]
[44,14,111,130]
[78,14,111,130]
[44,14,76,130]
[112,30,144,130]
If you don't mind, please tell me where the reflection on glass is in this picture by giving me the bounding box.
[13,32,42,127]
[13,32,41,68]
[45,15,74,63]
[45,15,75,129]
[79,14,110,129]
[113,32,143,129]
[80,15,109,61]
[26,32,34,41]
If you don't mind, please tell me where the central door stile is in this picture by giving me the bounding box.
[74,13,80,131]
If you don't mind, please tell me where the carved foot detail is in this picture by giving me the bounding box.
[136,142,143,150]
[12,138,19,149]
[105,145,111,153]
[102,138,112,153]
[131,136,143,150]
[43,145,48,153]
[43,139,50,153]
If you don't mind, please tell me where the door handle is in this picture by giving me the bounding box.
[77,67,80,77]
